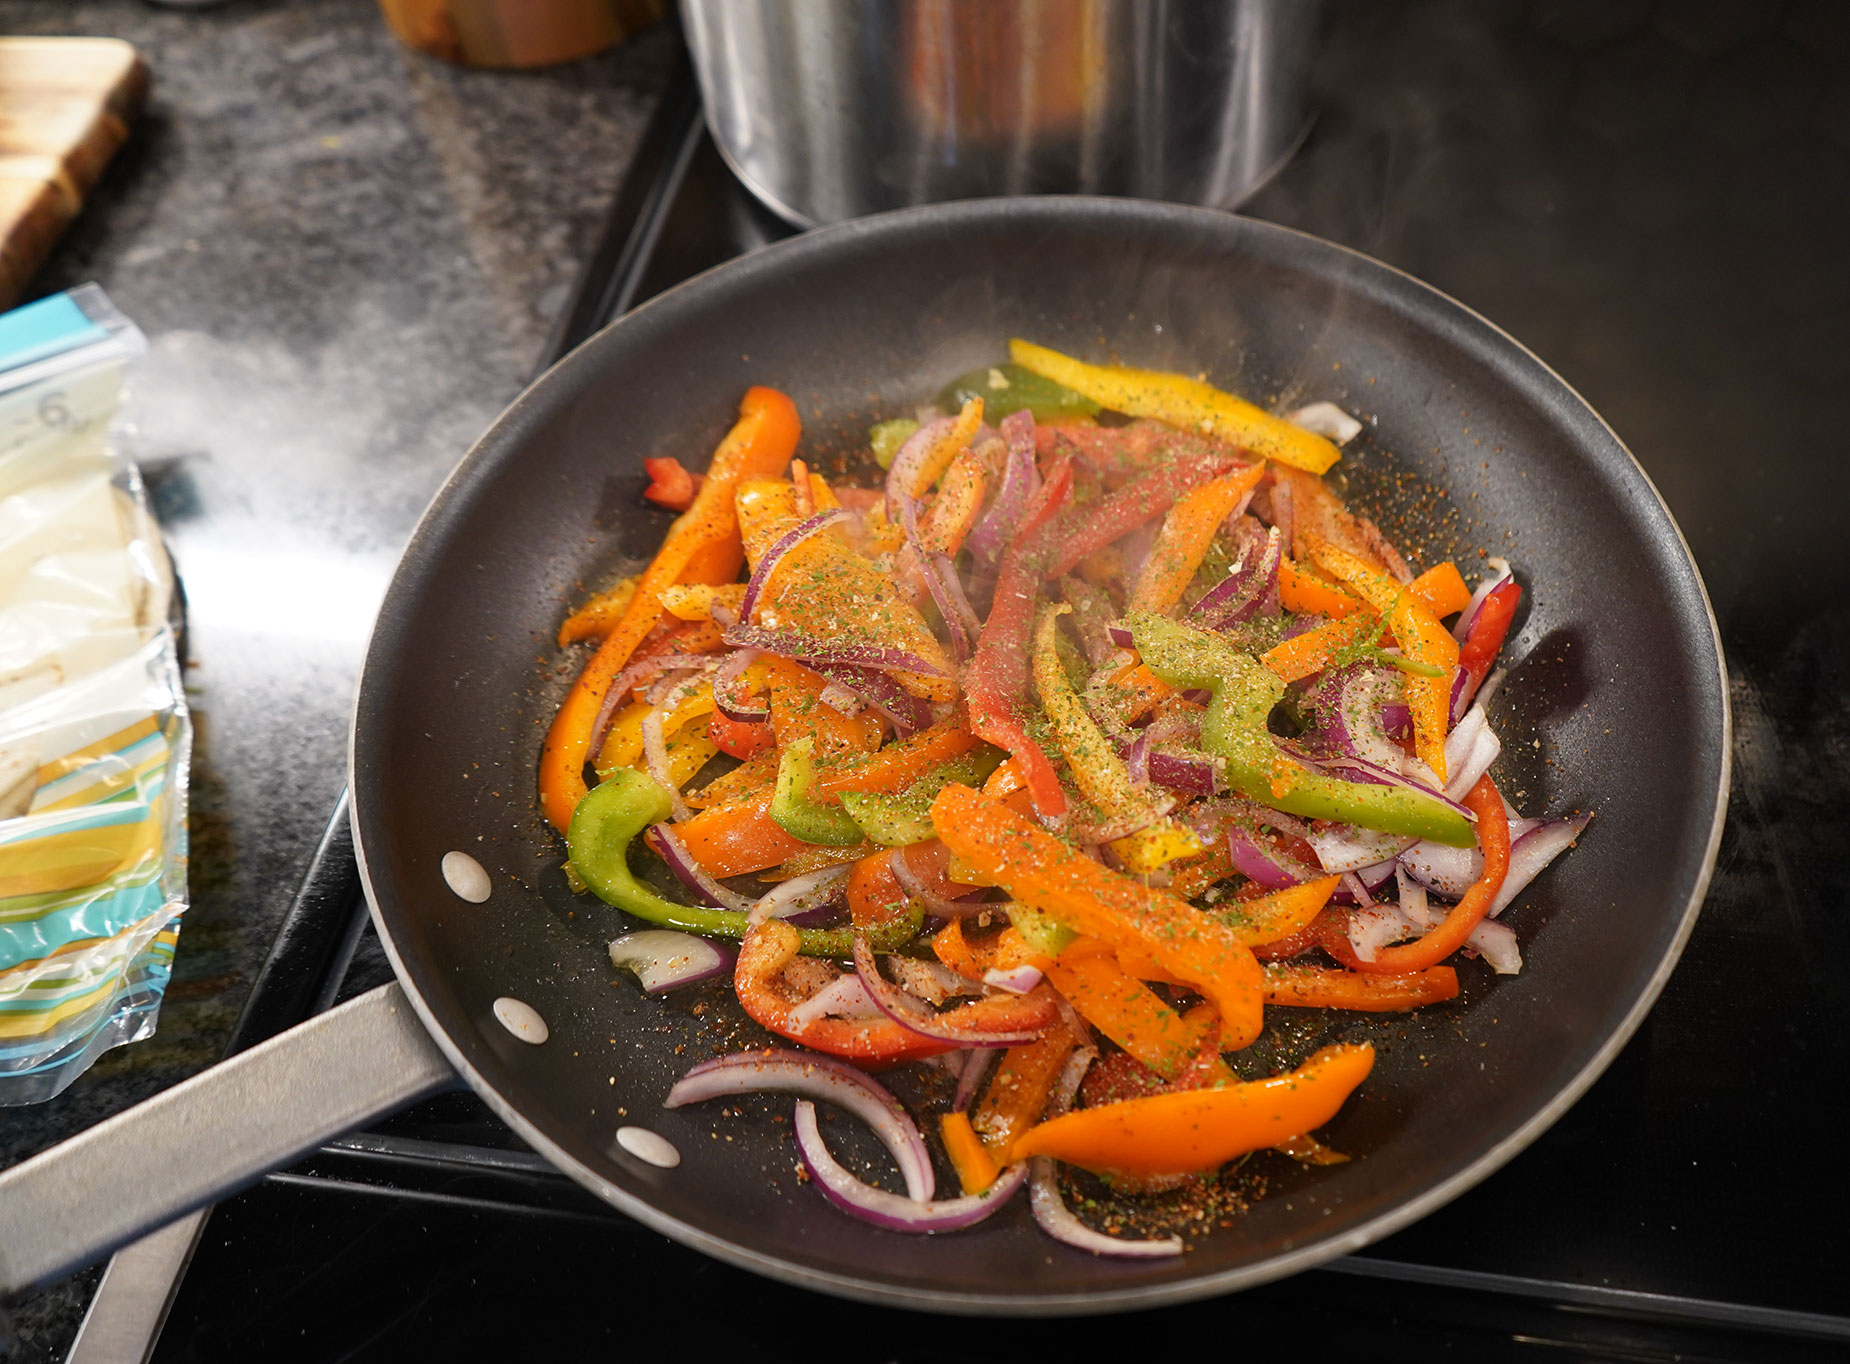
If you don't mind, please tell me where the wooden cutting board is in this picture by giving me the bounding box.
[0,38,148,312]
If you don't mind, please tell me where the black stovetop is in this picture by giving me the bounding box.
[123,7,1850,1359]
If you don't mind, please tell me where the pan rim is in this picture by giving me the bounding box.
[350,194,1730,1315]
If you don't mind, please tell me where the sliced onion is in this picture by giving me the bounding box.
[1381,702,1412,738]
[1396,815,1551,899]
[1286,401,1364,444]
[790,972,884,1026]
[1308,821,1418,874]
[1444,718,1502,803]
[951,1047,995,1113]
[885,416,954,517]
[739,508,849,623]
[1124,732,1152,786]
[1490,814,1590,917]
[1191,523,1280,625]
[650,822,756,913]
[1395,865,1435,929]
[1466,918,1523,974]
[1303,664,1405,769]
[664,1049,933,1201]
[1347,902,1415,962]
[983,964,1044,995]
[794,1100,1026,1231]
[853,936,1046,1048]
[1226,822,1311,889]
[608,930,734,992]
[1330,858,1398,904]
[586,652,714,762]
[810,662,932,734]
[819,678,865,716]
[1027,1048,1184,1258]
[966,409,1041,569]
[1106,622,1136,649]
[642,667,714,822]
[748,864,851,926]
[721,623,945,677]
[920,549,977,660]
[1148,749,1219,797]
[714,647,768,723]
[888,955,984,1005]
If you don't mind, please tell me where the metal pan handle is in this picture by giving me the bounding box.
[0,981,454,1295]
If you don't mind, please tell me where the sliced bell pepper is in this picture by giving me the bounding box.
[815,718,984,803]
[1264,963,1459,1010]
[1009,339,1341,475]
[642,456,702,511]
[941,1111,1002,1194]
[571,768,894,956]
[708,707,775,760]
[1260,609,1383,683]
[1460,581,1522,691]
[964,454,1076,819]
[869,418,920,470]
[732,919,1053,1063]
[892,397,983,502]
[1042,946,1226,1081]
[1036,449,1246,581]
[1388,591,1460,782]
[939,362,1100,423]
[1354,774,1510,974]
[918,445,988,557]
[657,582,748,622]
[558,574,640,646]
[1409,561,1472,618]
[931,783,1267,1049]
[684,748,778,810]
[1277,557,1363,619]
[1009,1042,1375,1176]
[1128,465,1268,613]
[1220,875,1342,947]
[669,785,807,877]
[837,747,1003,846]
[541,387,801,832]
[766,657,883,762]
[849,840,979,934]
[971,1024,1083,1156]
[770,736,867,846]
[1131,613,1477,846]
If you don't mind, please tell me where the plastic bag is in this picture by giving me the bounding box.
[0,285,191,1104]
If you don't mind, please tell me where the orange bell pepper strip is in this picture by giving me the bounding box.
[931,783,1266,1049]
[1260,610,1382,684]
[667,786,806,877]
[941,1112,1002,1195]
[733,920,1056,1064]
[1277,557,1364,619]
[540,387,800,832]
[1165,844,1236,901]
[1009,1042,1375,1176]
[1409,560,1473,618]
[1354,774,1510,974]
[813,718,983,804]
[684,748,778,810]
[972,1021,1084,1155]
[1221,875,1343,947]
[1388,591,1460,781]
[557,574,641,645]
[1043,947,1228,1081]
[1127,465,1268,613]
[766,657,884,760]
[918,446,989,557]
[708,707,775,760]
[848,839,978,933]
[1263,963,1459,1010]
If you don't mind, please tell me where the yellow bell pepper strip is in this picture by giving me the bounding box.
[558,574,640,645]
[1128,465,1268,613]
[1220,875,1343,948]
[594,700,654,775]
[1310,542,1410,614]
[1260,610,1383,684]
[931,783,1267,1048]
[1009,338,1341,475]
[733,919,1053,1063]
[1356,774,1510,975]
[964,455,1077,820]
[918,445,988,557]
[735,478,957,701]
[1263,963,1459,1010]
[1277,556,1363,618]
[1388,591,1461,781]
[1032,604,1173,838]
[941,1111,1003,1195]
[1042,946,1225,1081]
[972,1023,1083,1157]
[659,717,719,789]
[658,582,748,622]
[1010,1042,1374,1177]
[541,387,801,833]
[1132,613,1478,846]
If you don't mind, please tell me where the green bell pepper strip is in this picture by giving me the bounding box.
[837,746,1003,847]
[1127,613,1478,848]
[939,363,1099,423]
[869,418,920,471]
[770,736,867,846]
[567,768,919,955]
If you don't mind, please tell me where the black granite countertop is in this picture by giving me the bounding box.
[0,1,673,1354]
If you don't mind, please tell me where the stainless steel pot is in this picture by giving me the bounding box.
[681,0,1320,225]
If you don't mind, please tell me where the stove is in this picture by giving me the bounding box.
[65,15,1850,1360]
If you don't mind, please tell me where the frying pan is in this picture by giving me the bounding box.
[0,198,1728,1314]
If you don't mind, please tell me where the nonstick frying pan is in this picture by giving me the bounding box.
[0,198,1728,1314]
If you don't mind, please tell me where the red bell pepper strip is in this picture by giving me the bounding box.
[1036,449,1247,581]
[963,455,1075,819]
[641,456,702,511]
[1460,581,1523,692]
[846,839,976,933]
[1353,774,1510,974]
[733,919,1056,1064]
[541,387,800,832]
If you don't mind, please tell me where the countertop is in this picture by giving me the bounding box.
[0,2,673,1355]
[2,0,1848,1358]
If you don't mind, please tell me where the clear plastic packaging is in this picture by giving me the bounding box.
[0,285,191,1104]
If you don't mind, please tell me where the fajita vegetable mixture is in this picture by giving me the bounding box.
[541,340,1588,1253]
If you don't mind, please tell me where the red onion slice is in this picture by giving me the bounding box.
[1397,815,1557,900]
[1027,1048,1184,1258]
[966,409,1041,569]
[852,936,1047,1048]
[1395,865,1435,929]
[794,1100,1026,1231]
[650,822,757,913]
[739,508,849,623]
[720,623,945,677]
[586,652,715,763]
[1466,918,1523,973]
[1147,749,1219,797]
[714,647,769,724]
[891,844,988,918]
[642,666,715,821]
[1303,663,1405,770]
[664,1049,933,1202]
[1124,732,1152,786]
[811,662,934,735]
[1347,902,1415,963]
[885,416,955,517]
[1226,823,1312,889]
[1191,523,1280,625]
[789,972,884,1026]
[952,1047,996,1113]
[748,864,851,926]
[1330,858,1398,904]
[607,930,734,993]
[1106,622,1136,649]
[1490,814,1590,918]
[982,965,1044,996]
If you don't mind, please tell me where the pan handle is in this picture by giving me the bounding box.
[0,981,455,1295]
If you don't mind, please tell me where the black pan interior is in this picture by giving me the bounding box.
[350,199,1727,1313]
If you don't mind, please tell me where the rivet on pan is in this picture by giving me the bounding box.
[616,1125,681,1168]
[492,996,548,1044]
[442,850,492,903]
